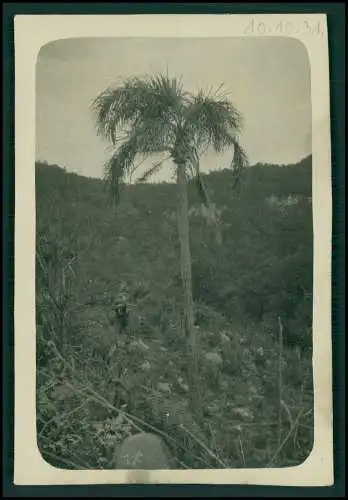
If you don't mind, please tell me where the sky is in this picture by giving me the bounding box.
[36,37,312,183]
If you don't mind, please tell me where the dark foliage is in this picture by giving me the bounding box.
[36,156,314,469]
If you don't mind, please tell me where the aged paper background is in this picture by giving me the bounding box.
[14,13,333,486]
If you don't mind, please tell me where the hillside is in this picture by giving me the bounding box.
[36,156,314,469]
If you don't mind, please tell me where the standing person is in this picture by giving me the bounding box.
[114,281,130,335]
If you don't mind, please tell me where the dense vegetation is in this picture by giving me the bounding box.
[36,155,314,470]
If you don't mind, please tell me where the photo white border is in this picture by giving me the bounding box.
[14,13,333,486]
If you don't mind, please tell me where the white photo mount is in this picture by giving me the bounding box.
[14,13,333,486]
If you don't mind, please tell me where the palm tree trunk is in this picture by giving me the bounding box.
[176,162,202,418]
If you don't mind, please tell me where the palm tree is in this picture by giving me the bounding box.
[91,73,248,417]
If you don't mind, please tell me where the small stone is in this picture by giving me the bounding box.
[140,361,151,371]
[130,338,150,351]
[158,382,172,394]
[204,351,223,367]
[206,403,219,414]
[233,407,254,421]
[138,339,150,350]
[177,378,189,392]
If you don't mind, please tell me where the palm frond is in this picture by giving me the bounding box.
[148,73,186,116]
[128,155,152,183]
[103,126,172,205]
[184,89,244,154]
[136,156,170,183]
[91,84,142,145]
[195,174,223,246]
[193,171,214,219]
[130,117,174,154]
[188,151,223,246]
[230,140,249,187]
[195,173,213,210]
[91,73,184,146]
[103,140,137,206]
[211,82,232,101]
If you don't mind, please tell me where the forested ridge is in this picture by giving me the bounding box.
[36,155,314,469]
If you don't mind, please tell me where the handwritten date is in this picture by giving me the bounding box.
[244,18,325,37]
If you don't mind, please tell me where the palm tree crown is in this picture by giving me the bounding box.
[92,73,248,205]
[92,73,248,417]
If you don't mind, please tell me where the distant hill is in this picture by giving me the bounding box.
[36,155,312,337]
[35,155,314,469]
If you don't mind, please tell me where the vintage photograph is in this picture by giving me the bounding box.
[35,36,315,471]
